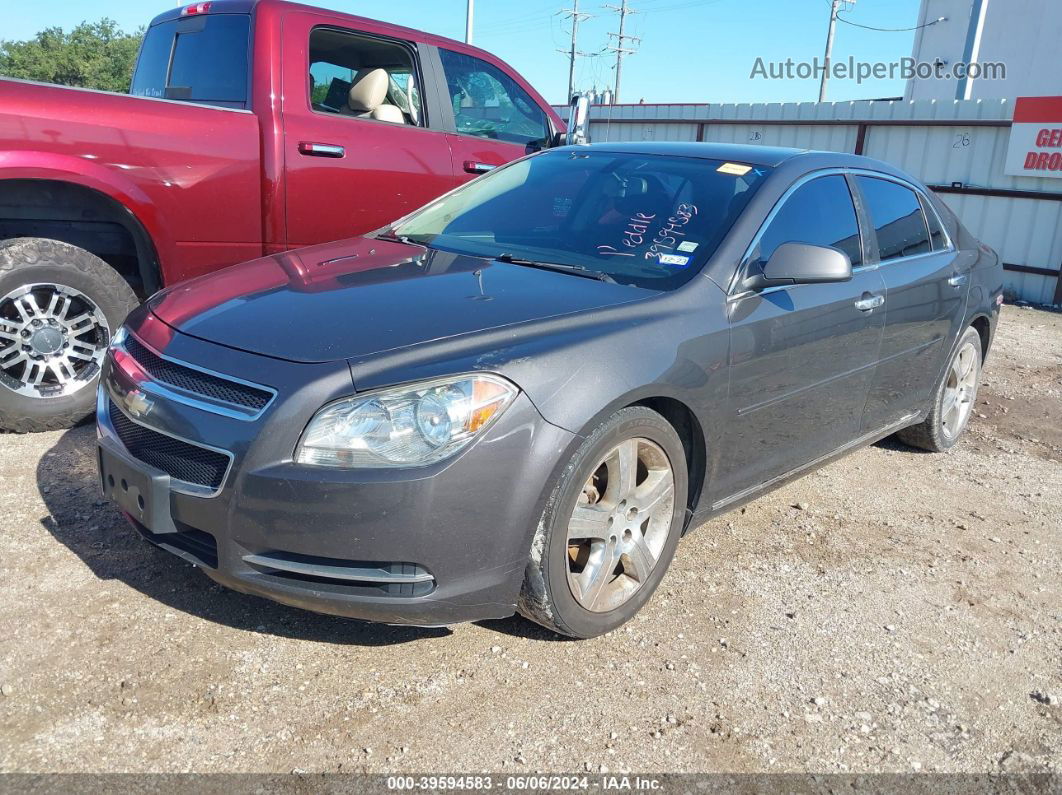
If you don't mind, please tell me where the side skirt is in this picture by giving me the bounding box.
[684,412,922,532]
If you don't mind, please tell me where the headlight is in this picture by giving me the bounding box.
[295,374,518,468]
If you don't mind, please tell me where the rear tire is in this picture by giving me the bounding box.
[518,406,688,639]
[0,238,138,433]
[896,326,982,453]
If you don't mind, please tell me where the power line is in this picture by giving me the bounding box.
[604,0,640,103]
[837,14,947,32]
[474,3,558,34]
[559,0,593,102]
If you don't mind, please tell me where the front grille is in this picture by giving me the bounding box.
[108,401,230,491]
[125,336,272,412]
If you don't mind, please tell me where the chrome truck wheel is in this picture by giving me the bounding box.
[0,283,110,398]
[0,238,139,433]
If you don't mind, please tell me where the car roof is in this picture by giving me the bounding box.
[558,141,912,177]
[564,141,808,167]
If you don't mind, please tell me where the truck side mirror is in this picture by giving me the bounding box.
[565,94,590,146]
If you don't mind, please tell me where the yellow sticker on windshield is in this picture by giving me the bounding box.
[717,162,753,176]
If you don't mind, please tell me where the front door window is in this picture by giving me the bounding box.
[438,49,549,148]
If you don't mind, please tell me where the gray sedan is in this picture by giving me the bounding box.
[97,142,1003,638]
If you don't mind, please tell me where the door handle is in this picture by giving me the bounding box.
[948,273,968,288]
[463,160,497,174]
[298,142,345,158]
[854,294,885,312]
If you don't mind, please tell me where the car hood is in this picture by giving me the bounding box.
[148,237,655,363]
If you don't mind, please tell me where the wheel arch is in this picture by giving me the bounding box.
[631,395,707,531]
[0,174,163,298]
[969,313,992,361]
[557,387,709,531]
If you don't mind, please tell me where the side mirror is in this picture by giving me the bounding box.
[565,94,590,146]
[746,242,853,290]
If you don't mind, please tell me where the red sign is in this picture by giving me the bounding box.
[1006,96,1062,178]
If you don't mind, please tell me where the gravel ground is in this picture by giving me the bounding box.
[0,304,1059,775]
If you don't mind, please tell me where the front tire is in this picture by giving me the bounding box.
[896,326,982,452]
[518,406,688,639]
[0,238,139,433]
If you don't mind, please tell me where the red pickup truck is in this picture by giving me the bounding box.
[0,0,565,432]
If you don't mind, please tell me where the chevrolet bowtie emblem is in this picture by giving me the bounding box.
[122,389,153,419]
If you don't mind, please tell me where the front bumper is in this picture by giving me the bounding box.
[97,309,576,626]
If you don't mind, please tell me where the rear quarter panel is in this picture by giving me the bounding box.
[0,79,263,284]
[930,192,1004,355]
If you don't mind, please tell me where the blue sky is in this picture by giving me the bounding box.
[5,0,923,104]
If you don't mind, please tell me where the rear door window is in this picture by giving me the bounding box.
[438,49,549,148]
[131,14,251,108]
[856,177,932,261]
[308,28,422,125]
[750,175,863,269]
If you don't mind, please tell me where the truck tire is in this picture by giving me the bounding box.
[0,238,139,433]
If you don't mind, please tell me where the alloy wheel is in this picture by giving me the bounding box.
[565,437,676,613]
[941,340,979,440]
[0,283,111,398]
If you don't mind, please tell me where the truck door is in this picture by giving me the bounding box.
[281,14,454,247]
[428,46,554,184]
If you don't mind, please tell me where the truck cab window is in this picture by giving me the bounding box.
[131,14,251,108]
[308,28,421,126]
[438,49,549,148]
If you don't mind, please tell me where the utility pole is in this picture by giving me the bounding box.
[819,0,842,102]
[604,0,639,103]
[465,0,475,44]
[559,0,593,101]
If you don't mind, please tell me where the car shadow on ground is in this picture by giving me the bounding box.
[35,423,521,647]
[873,435,935,454]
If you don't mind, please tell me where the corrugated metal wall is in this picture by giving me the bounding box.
[555,99,1062,305]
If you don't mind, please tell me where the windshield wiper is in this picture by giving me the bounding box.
[494,253,617,284]
[372,229,420,246]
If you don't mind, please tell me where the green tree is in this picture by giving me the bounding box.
[0,19,143,93]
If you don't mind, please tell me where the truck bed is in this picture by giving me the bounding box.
[0,78,263,282]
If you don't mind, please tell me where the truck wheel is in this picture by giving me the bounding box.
[0,238,139,433]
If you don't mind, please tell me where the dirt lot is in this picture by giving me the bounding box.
[0,304,1059,775]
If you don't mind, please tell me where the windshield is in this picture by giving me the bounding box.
[390,150,772,289]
